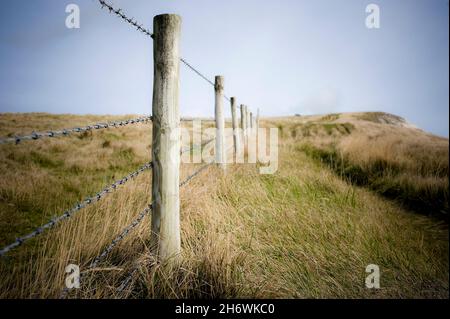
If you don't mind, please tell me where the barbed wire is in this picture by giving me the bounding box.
[94,1,231,103]
[0,116,152,145]
[60,203,152,299]
[116,265,140,295]
[63,161,214,298]
[0,162,153,257]
[89,205,152,271]
[114,161,214,296]
[179,58,215,87]
[179,58,231,102]
[180,137,214,155]
[97,0,153,37]
[3,137,217,258]
[88,143,214,298]
[180,162,214,187]
[59,138,235,298]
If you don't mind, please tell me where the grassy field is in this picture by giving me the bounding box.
[0,112,448,298]
[266,112,449,219]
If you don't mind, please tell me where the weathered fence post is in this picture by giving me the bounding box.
[247,108,256,163]
[246,107,251,135]
[256,108,260,153]
[244,105,248,147]
[151,14,181,262]
[230,97,240,157]
[241,104,247,148]
[240,104,246,148]
[215,76,226,170]
[256,108,260,132]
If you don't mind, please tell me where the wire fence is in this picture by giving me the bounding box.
[97,0,230,101]
[60,160,215,299]
[98,0,153,37]
[0,162,153,257]
[115,158,224,297]
[0,115,153,145]
[0,0,256,299]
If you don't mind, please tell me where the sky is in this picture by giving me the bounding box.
[0,0,448,137]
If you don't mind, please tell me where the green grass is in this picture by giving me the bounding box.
[0,113,448,299]
[320,113,341,122]
[299,143,449,219]
[289,122,355,138]
[356,112,405,124]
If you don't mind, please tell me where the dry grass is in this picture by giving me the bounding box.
[0,112,448,299]
[267,112,449,218]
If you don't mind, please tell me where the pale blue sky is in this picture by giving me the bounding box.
[0,0,448,136]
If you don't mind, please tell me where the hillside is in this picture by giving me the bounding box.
[0,112,448,298]
[266,112,449,218]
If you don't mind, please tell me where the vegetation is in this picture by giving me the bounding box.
[0,112,448,298]
[356,112,406,125]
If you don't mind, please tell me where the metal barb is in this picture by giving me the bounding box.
[97,0,153,38]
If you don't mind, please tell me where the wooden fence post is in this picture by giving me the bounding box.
[151,14,181,262]
[257,108,260,131]
[256,108,260,150]
[247,108,256,163]
[215,76,226,170]
[244,106,248,138]
[230,97,240,157]
[246,107,251,135]
[244,105,248,147]
[240,104,246,148]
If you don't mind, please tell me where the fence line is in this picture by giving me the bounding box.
[0,162,153,257]
[116,162,217,297]
[0,116,219,146]
[59,203,152,299]
[97,0,230,102]
[98,0,153,37]
[62,160,214,299]
[0,133,217,258]
[115,147,232,297]
[0,115,153,145]
[0,2,260,298]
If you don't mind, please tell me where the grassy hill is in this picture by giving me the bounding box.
[266,112,449,219]
[0,112,448,298]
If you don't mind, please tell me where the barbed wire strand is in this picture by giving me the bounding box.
[61,142,215,299]
[179,58,231,101]
[0,116,152,145]
[98,0,153,37]
[61,160,214,298]
[0,162,153,257]
[60,203,152,299]
[180,137,214,155]
[80,141,215,276]
[115,162,214,296]
[95,0,231,102]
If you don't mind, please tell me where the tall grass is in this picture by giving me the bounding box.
[0,113,448,298]
[300,133,448,218]
[269,112,449,219]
